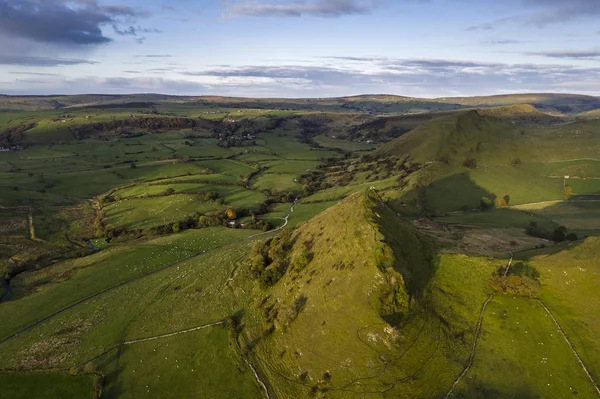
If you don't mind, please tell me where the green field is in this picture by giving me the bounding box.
[3,95,600,399]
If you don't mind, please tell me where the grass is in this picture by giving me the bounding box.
[528,238,600,377]
[313,135,377,152]
[259,132,340,160]
[454,295,599,399]
[0,373,95,398]
[104,194,218,229]
[253,173,302,193]
[515,201,600,230]
[0,238,264,397]
[436,208,555,229]
[0,228,253,341]
[101,326,263,399]
[543,159,600,178]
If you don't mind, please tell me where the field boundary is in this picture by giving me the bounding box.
[537,300,600,397]
[444,293,496,398]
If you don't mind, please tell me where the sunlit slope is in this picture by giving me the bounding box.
[245,191,504,398]
[375,111,600,213]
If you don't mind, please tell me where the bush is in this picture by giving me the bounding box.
[164,187,175,195]
[259,265,284,289]
[566,232,578,241]
[463,158,477,169]
[551,226,567,242]
[293,253,313,272]
[479,196,493,211]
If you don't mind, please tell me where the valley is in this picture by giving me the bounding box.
[1,93,600,398]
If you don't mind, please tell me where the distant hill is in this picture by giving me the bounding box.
[372,110,524,165]
[434,93,600,115]
[2,92,598,115]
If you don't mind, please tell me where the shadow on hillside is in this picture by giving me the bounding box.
[389,172,490,215]
[448,384,541,399]
[386,169,597,260]
[98,348,125,398]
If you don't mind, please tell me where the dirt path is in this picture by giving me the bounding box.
[537,300,600,397]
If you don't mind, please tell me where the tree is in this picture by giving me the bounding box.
[130,162,137,169]
[226,208,237,220]
[566,232,578,241]
[480,196,493,211]
[503,195,511,206]
[172,223,180,233]
[565,185,573,196]
[551,226,567,242]
[204,191,218,201]
[463,158,477,169]
[165,187,175,195]
[497,198,507,208]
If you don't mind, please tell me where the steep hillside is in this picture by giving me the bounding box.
[242,190,504,398]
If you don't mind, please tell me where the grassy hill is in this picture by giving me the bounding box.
[435,93,600,115]
[240,190,500,398]
[373,110,600,214]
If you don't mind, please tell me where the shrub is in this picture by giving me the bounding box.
[551,226,567,242]
[164,187,175,195]
[292,253,313,272]
[463,158,477,169]
[511,157,522,166]
[479,196,493,211]
[226,208,237,220]
[566,232,578,241]
[259,265,284,289]
[565,185,573,195]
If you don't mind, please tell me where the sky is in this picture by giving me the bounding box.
[1,0,600,98]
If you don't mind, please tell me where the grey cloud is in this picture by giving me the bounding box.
[481,39,527,45]
[135,54,173,58]
[225,0,378,18]
[523,0,600,26]
[178,57,600,96]
[468,0,600,30]
[0,55,98,66]
[15,79,51,84]
[9,71,62,76]
[525,50,600,59]
[5,57,600,97]
[0,0,146,46]
[113,25,162,36]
